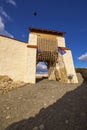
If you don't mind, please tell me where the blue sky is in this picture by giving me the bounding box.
[0,0,87,68]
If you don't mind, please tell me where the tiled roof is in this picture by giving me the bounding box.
[29,27,66,36]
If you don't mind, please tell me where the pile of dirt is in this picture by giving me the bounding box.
[0,75,26,94]
[0,72,84,94]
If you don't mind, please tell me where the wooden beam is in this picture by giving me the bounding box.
[27,45,38,48]
[59,47,70,50]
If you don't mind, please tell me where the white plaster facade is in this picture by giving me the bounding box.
[56,36,66,47]
[0,28,78,83]
[26,34,37,83]
[63,50,78,83]
[0,36,27,82]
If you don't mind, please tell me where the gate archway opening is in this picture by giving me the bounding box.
[36,62,48,81]
[28,27,78,83]
[36,34,59,81]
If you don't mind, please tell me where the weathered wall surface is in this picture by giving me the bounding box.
[0,32,78,84]
[63,50,78,83]
[48,35,66,80]
[57,36,66,47]
[55,53,68,83]
[0,36,27,82]
[32,32,66,47]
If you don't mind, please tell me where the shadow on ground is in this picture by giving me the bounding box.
[36,77,48,83]
[5,81,87,130]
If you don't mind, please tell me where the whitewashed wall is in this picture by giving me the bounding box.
[0,33,78,84]
[0,36,27,82]
[57,36,66,47]
[63,50,78,83]
[26,33,37,83]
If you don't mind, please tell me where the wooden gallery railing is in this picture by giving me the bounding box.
[37,36,58,67]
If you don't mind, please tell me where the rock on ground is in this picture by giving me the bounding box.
[0,75,26,94]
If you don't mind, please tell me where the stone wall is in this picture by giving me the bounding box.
[55,53,68,83]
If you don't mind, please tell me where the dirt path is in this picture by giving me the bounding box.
[0,74,87,130]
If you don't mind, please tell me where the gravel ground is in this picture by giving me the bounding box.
[0,73,87,130]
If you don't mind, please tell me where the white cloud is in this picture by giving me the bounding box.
[0,6,11,20]
[6,0,16,7]
[78,53,87,62]
[0,17,5,29]
[0,16,14,38]
[36,62,48,73]
[37,63,47,70]
[0,0,16,38]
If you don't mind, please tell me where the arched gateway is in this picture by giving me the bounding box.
[27,27,78,83]
[0,27,78,83]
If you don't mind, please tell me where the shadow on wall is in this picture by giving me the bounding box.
[5,82,87,130]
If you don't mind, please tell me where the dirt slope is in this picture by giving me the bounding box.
[0,73,87,130]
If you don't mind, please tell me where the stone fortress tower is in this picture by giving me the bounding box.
[0,27,78,83]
